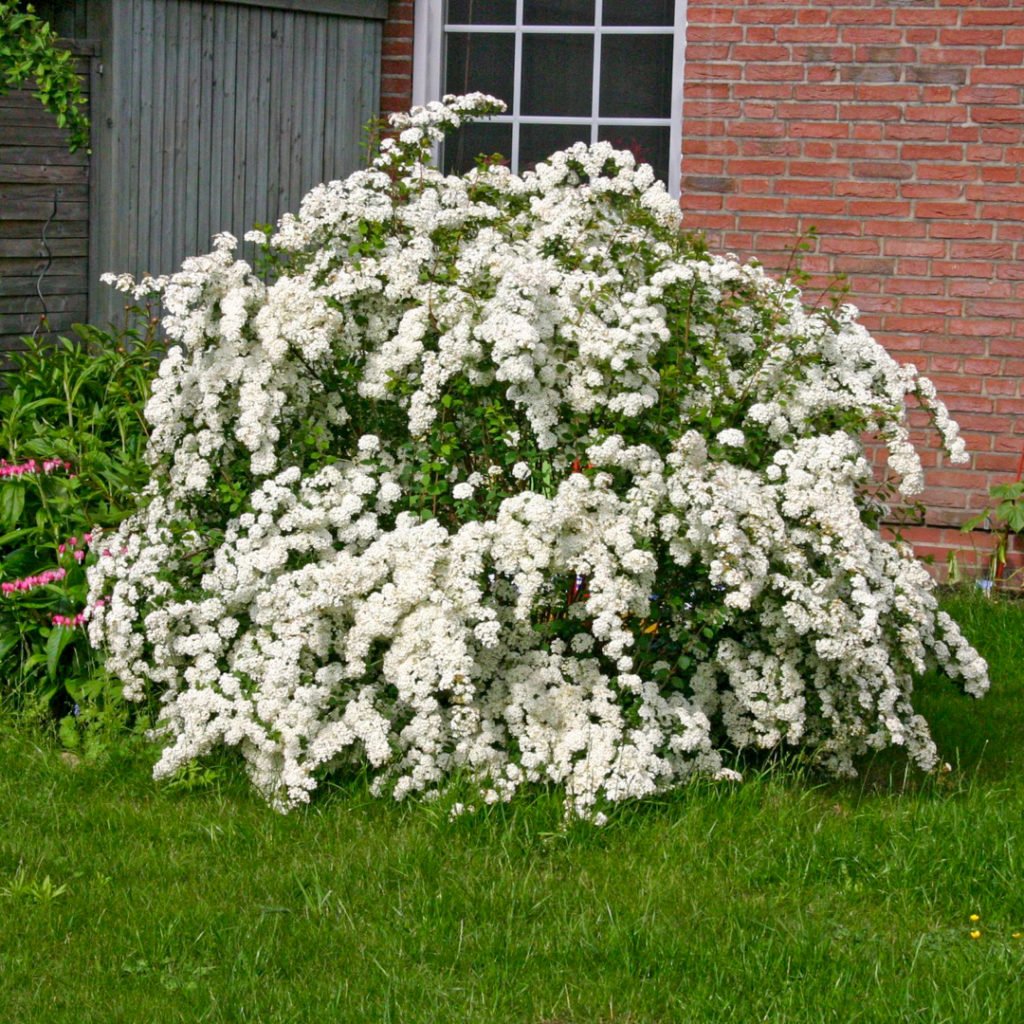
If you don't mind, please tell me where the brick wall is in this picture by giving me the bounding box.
[381,0,1024,578]
[682,0,1024,577]
[381,0,415,116]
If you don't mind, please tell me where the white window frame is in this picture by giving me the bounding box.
[413,0,687,197]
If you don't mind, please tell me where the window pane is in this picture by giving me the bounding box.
[520,123,591,172]
[599,35,673,118]
[444,123,514,175]
[603,0,676,27]
[445,33,515,108]
[598,125,673,184]
[522,35,593,117]
[523,0,595,26]
[446,0,515,25]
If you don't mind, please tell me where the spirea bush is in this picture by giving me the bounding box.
[88,94,988,818]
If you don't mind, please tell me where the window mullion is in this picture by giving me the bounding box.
[591,0,602,144]
[512,0,524,172]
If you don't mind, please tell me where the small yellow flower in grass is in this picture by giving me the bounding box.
[969,914,981,922]
[970,930,982,940]
[1013,933,1022,940]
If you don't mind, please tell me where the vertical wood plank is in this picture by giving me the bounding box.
[209,1,225,242]
[232,7,250,244]
[184,3,202,263]
[251,9,271,239]
[266,9,284,225]
[323,15,340,182]
[195,2,215,253]
[221,3,237,244]
[160,0,177,279]
[126,0,141,278]
[144,0,166,278]
[133,0,152,277]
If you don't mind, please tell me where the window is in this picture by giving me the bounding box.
[413,0,686,194]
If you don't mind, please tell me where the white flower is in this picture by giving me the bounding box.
[716,428,746,448]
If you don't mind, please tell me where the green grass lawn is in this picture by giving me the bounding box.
[1,592,1022,1023]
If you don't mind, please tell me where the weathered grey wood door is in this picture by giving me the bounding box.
[89,0,385,327]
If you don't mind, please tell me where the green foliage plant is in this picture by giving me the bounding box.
[0,1,89,152]
[961,475,1024,591]
[0,317,160,746]
[88,94,987,820]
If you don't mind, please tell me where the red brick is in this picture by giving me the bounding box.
[868,219,927,237]
[922,48,985,66]
[786,198,847,215]
[972,67,1024,85]
[732,44,793,62]
[980,127,1023,144]
[967,184,1024,202]
[848,199,908,217]
[687,7,738,25]
[902,184,965,200]
[963,10,1024,27]
[983,378,1020,397]
[734,7,798,26]
[835,181,898,198]
[950,280,1012,298]
[901,144,965,161]
[932,260,1001,278]
[958,85,1024,105]
[928,222,994,239]
[905,105,969,123]
[917,202,975,219]
[769,179,830,197]
[744,64,808,82]
[819,237,879,254]
[950,243,1016,260]
[842,29,904,46]
[854,161,915,179]
[950,318,1015,337]
[941,29,1009,47]
[883,240,947,258]
[902,298,962,316]
[917,164,980,182]
[973,106,1024,124]
[896,9,960,27]
[980,166,1020,183]
[985,49,1024,66]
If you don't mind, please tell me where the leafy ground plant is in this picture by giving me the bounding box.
[89,93,986,818]
[0,320,160,745]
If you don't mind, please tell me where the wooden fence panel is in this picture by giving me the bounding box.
[90,0,382,329]
[0,47,94,357]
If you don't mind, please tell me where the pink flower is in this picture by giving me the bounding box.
[1,566,67,594]
[52,610,87,628]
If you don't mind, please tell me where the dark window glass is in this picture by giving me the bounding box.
[599,35,673,118]
[603,0,675,27]
[519,123,591,171]
[444,123,514,175]
[522,34,593,117]
[523,0,595,26]
[444,33,515,108]
[446,0,515,25]
[598,125,672,184]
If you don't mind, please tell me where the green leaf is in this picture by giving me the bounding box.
[0,485,25,528]
[45,626,75,680]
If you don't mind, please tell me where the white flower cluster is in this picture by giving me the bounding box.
[88,94,987,818]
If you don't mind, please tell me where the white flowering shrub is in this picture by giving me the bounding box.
[89,94,987,818]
